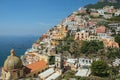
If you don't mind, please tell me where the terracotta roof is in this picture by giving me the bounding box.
[26,60,47,73]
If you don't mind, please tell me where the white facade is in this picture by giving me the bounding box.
[78,58,93,67]
[114,10,120,16]
[103,14,113,19]
[39,68,54,79]
[97,33,108,38]
[97,9,105,15]
[113,59,120,66]
[75,68,91,77]
[108,23,120,34]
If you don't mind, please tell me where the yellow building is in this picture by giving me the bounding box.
[52,25,67,40]
[90,12,100,17]
[75,30,89,41]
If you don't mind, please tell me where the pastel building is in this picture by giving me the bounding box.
[96,26,106,33]
[75,30,89,40]
[103,39,119,48]
[88,35,101,41]
[38,55,62,80]
[25,52,49,64]
[97,9,105,15]
[103,6,115,13]
[78,58,93,67]
[103,14,113,19]
[113,59,120,66]
[108,23,120,34]
[90,12,100,17]
[51,25,67,40]
[66,59,78,71]
[97,33,108,38]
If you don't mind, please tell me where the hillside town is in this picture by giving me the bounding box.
[1,3,120,80]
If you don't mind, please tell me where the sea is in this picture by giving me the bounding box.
[0,35,40,67]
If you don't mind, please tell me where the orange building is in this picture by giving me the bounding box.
[52,25,67,40]
[25,60,48,77]
[103,39,119,48]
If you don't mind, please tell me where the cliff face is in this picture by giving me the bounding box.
[99,0,120,3]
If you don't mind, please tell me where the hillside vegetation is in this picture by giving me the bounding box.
[85,2,120,9]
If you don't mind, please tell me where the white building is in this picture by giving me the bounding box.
[75,68,91,77]
[78,58,93,67]
[108,23,120,34]
[103,14,113,19]
[75,58,93,77]
[39,68,54,79]
[97,9,105,16]
[97,33,108,38]
[113,59,120,66]
[114,9,120,16]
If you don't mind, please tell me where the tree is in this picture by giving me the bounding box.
[107,48,120,59]
[115,34,120,46]
[91,60,109,77]
[85,2,120,9]
[63,70,75,79]
[80,41,104,54]
[49,56,55,65]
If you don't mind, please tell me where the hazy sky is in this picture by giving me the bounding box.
[0,0,98,36]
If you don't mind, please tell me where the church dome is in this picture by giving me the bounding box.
[3,49,23,71]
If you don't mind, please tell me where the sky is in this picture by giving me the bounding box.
[0,0,98,36]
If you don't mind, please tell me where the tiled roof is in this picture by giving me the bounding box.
[26,60,47,73]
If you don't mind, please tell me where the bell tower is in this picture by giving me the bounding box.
[55,54,63,74]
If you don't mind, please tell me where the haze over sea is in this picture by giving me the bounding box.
[0,0,98,69]
[0,35,39,67]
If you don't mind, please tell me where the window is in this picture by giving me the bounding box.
[57,63,59,67]
[83,60,84,63]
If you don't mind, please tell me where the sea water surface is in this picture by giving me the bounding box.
[0,35,39,67]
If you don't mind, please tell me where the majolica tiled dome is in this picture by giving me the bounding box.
[3,49,23,71]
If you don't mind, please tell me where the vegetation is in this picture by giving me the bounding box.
[90,15,103,19]
[91,60,110,77]
[115,34,120,46]
[107,16,120,22]
[63,70,76,79]
[80,41,104,54]
[107,48,120,59]
[96,21,109,27]
[76,13,87,16]
[56,70,76,80]
[56,70,107,80]
[49,56,55,65]
[56,34,82,57]
[85,2,120,9]
[116,74,120,80]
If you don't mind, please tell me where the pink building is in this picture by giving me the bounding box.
[96,26,106,33]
